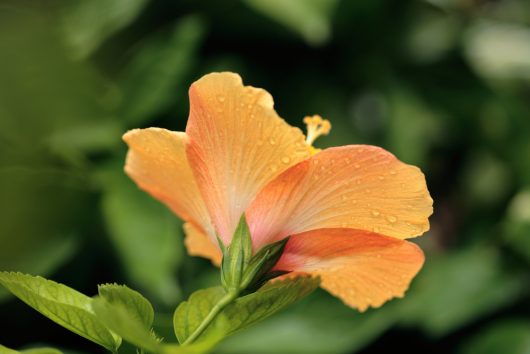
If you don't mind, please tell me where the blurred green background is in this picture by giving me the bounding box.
[1,0,529,353]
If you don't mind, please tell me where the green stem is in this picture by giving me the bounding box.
[182,289,238,345]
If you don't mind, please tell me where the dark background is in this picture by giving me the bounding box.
[1,0,529,353]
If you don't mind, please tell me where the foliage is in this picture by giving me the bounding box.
[1,0,530,353]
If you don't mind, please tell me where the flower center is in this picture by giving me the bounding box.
[303,115,331,155]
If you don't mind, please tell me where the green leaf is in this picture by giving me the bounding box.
[217,293,398,354]
[92,297,161,353]
[0,272,121,351]
[386,86,442,167]
[243,0,339,45]
[0,6,120,158]
[221,215,253,290]
[0,168,86,282]
[398,246,527,336]
[504,188,530,262]
[0,345,63,354]
[220,276,320,336]
[98,283,155,328]
[60,0,149,59]
[119,16,205,125]
[99,164,182,306]
[174,276,319,345]
[173,287,226,344]
[460,320,530,354]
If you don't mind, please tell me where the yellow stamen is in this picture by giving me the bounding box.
[303,115,331,155]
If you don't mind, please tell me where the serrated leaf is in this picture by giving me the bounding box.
[173,287,226,344]
[217,293,398,354]
[98,283,155,328]
[0,272,121,351]
[92,297,161,353]
[173,276,319,345]
[60,0,149,59]
[220,276,320,336]
[0,345,63,354]
[3,347,62,354]
[119,16,205,125]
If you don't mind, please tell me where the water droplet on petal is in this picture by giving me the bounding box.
[269,137,276,145]
[378,175,385,180]
[387,215,397,223]
[372,210,380,217]
[270,164,278,172]
[390,170,397,176]
[281,156,291,164]
[217,95,226,102]
[354,163,361,169]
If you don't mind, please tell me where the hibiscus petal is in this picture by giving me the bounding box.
[123,128,215,239]
[183,222,222,266]
[273,228,424,311]
[248,145,433,248]
[186,72,310,243]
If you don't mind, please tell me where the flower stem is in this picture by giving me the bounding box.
[182,289,239,345]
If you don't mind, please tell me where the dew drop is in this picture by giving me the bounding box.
[270,164,278,172]
[341,195,348,201]
[389,170,397,176]
[269,137,276,145]
[217,95,226,102]
[372,210,380,217]
[378,175,385,180]
[281,156,291,164]
[354,163,361,169]
[386,215,397,223]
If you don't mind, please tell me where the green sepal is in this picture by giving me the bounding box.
[220,214,253,291]
[240,237,289,291]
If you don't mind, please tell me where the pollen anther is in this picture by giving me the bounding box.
[304,115,332,154]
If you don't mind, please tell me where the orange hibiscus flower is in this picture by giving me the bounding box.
[123,72,433,311]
